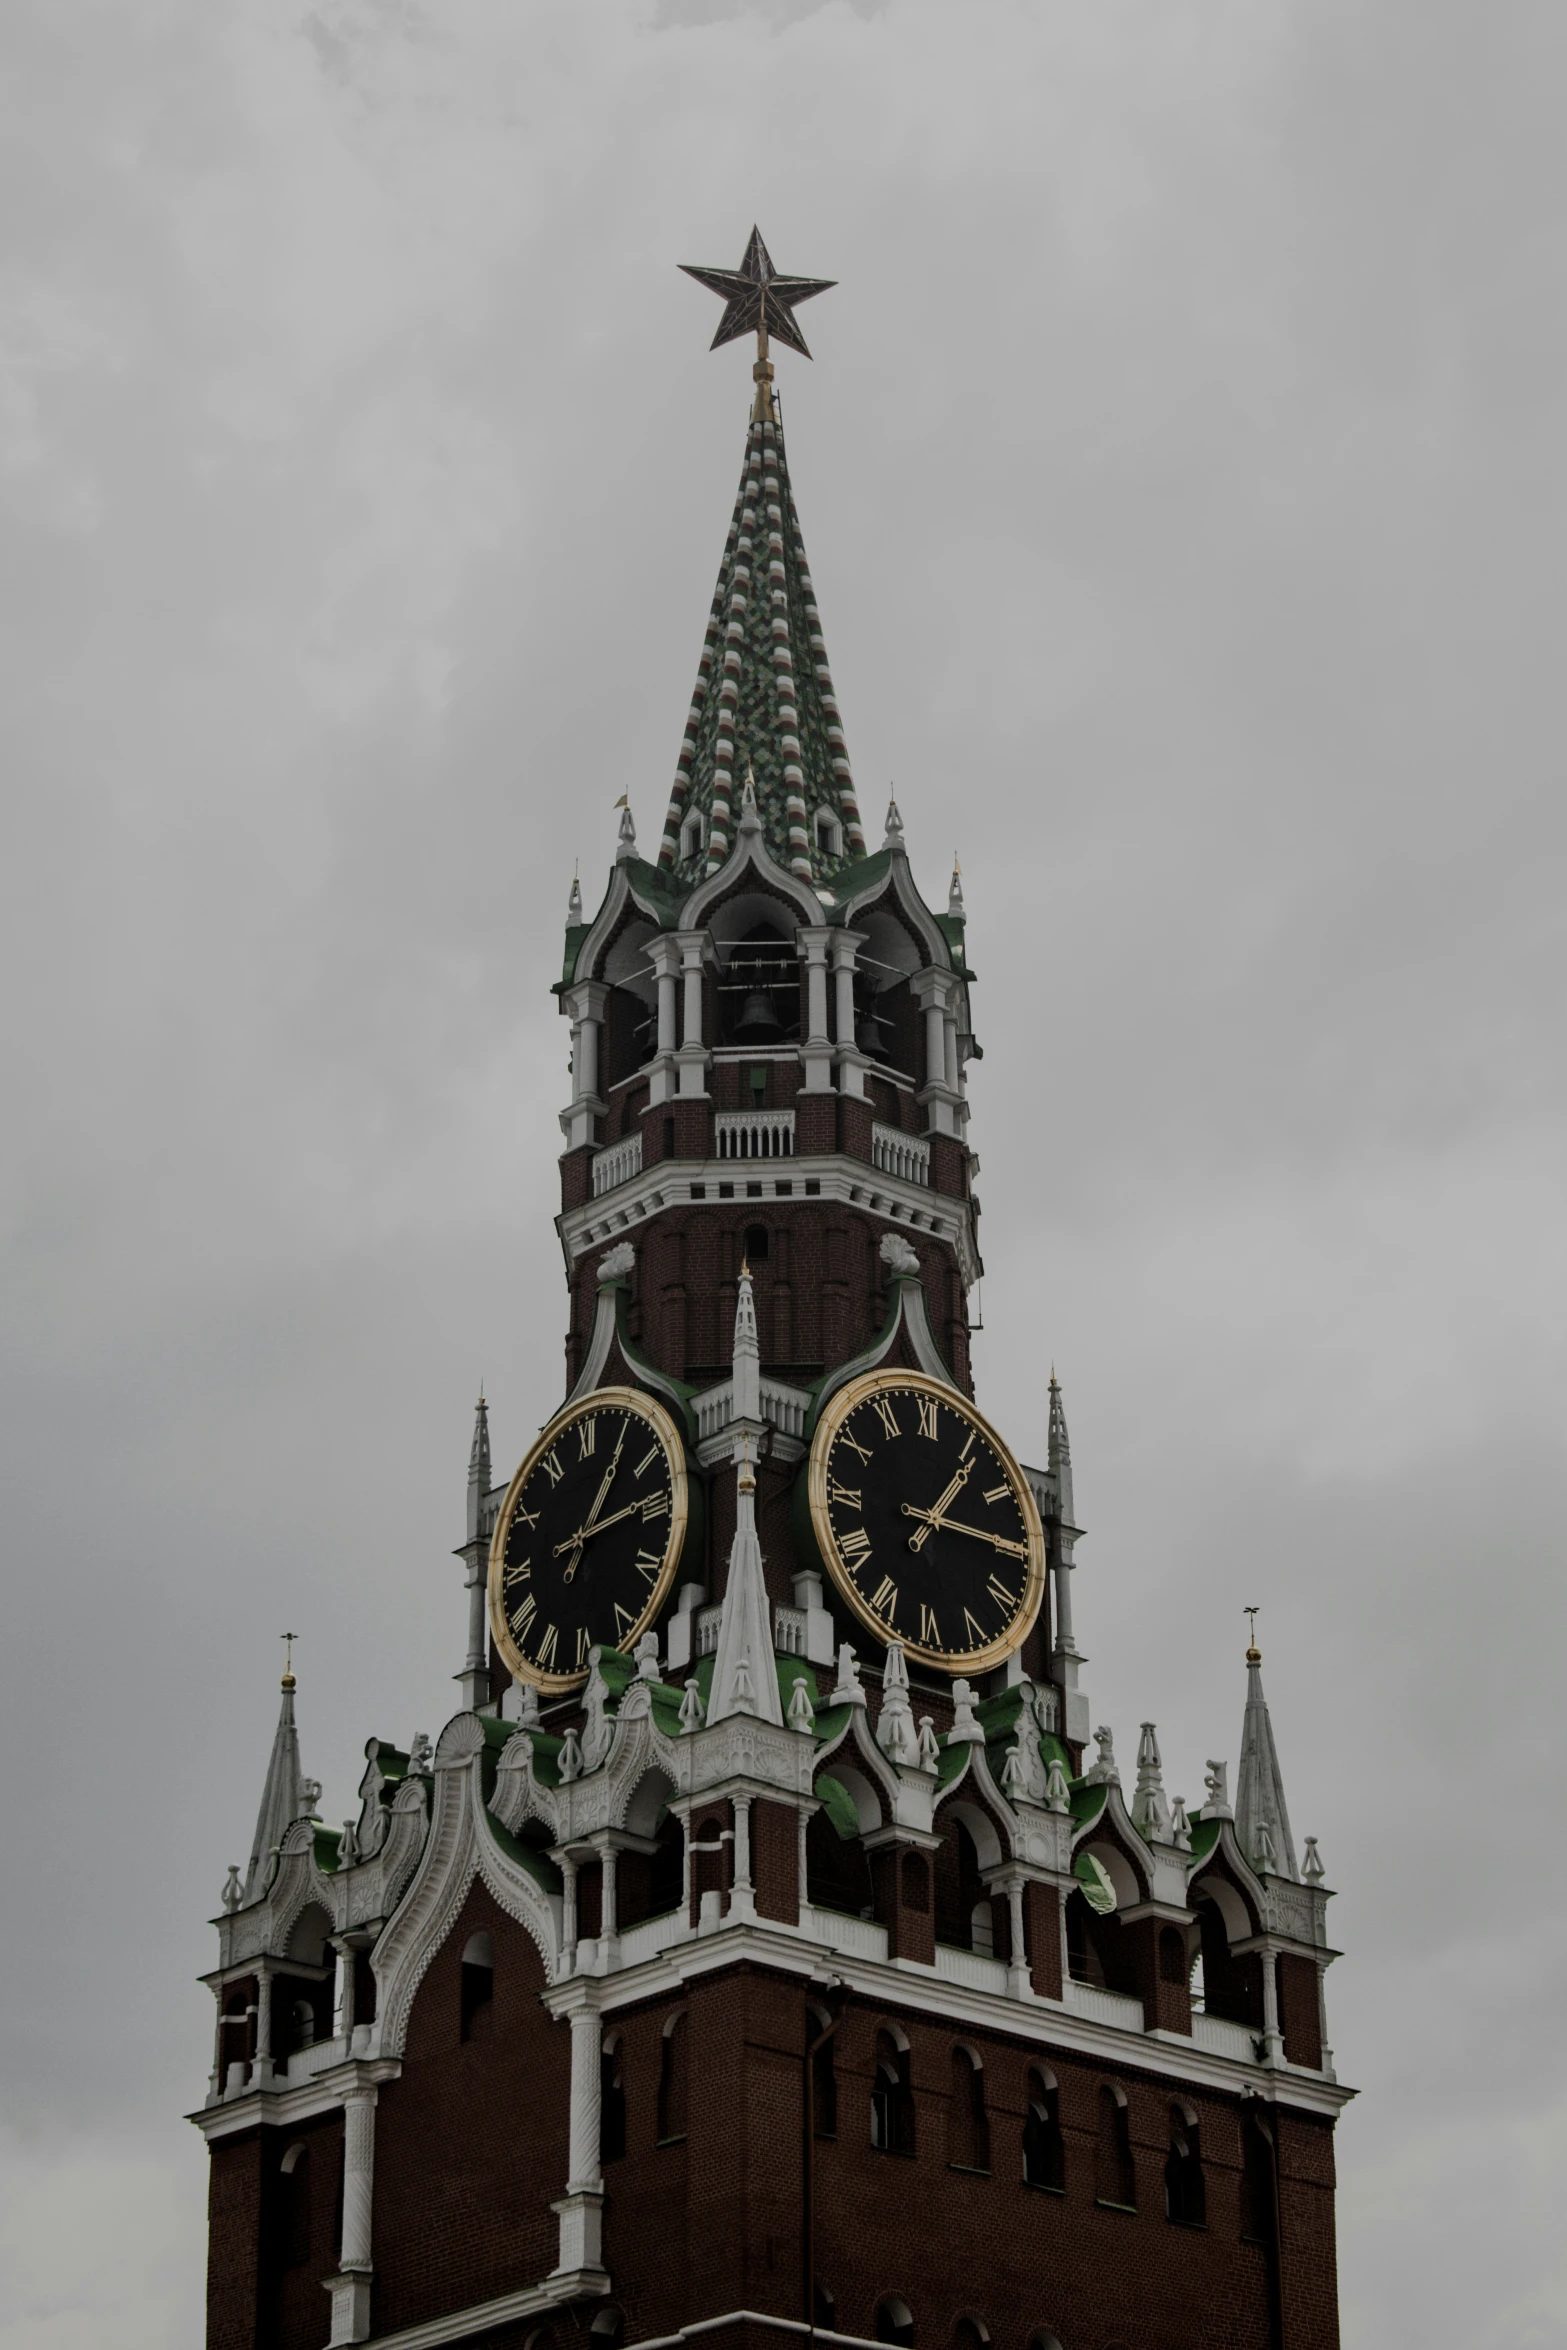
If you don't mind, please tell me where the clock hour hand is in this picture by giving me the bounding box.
[900,1502,1028,1559]
[906,1455,975,1552]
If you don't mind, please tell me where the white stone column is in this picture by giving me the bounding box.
[567,2005,603,2191]
[1006,1881,1030,1999]
[646,937,682,1106]
[797,926,835,1092]
[560,1855,579,1978]
[598,1848,619,1968]
[252,1959,273,2085]
[559,980,609,1152]
[1259,1946,1284,2065]
[730,1794,756,1922]
[830,933,866,1097]
[460,1551,490,1714]
[675,931,711,1100]
[323,2083,378,2344]
[911,969,959,1137]
[550,1991,606,2277]
[944,1011,960,1094]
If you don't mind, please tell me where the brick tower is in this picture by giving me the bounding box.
[195,230,1351,2350]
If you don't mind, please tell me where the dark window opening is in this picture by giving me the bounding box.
[590,2309,625,2350]
[814,2284,837,2329]
[1094,2085,1136,2210]
[1023,2071,1066,2193]
[745,1223,769,1263]
[806,1801,874,1920]
[601,2041,626,2163]
[279,2143,311,2270]
[871,2032,916,2157]
[952,2323,988,2350]
[1241,2110,1275,2243]
[876,2298,915,2347]
[657,2013,688,2142]
[460,1932,494,2044]
[1165,2106,1207,2228]
[947,2047,989,2172]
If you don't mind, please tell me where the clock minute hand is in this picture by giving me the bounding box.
[900,1503,1027,1560]
[561,1420,631,1581]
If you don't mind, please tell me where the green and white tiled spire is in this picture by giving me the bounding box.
[657,393,866,886]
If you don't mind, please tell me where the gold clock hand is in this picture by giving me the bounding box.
[560,1418,632,1582]
[551,1497,647,1556]
[900,1503,1027,1560]
[906,1455,975,1552]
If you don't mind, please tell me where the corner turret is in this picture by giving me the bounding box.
[242,1654,310,1904]
[1235,1620,1299,1880]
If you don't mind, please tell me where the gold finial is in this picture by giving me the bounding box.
[281,1630,299,1690]
[740,1256,751,1280]
[953,851,961,876]
[1244,1605,1261,1664]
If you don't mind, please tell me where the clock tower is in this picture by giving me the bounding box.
[195,231,1351,2350]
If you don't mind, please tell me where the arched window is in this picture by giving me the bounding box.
[279,2141,311,2269]
[590,2308,625,2350]
[951,2323,988,2350]
[1241,2107,1275,2243]
[1094,2083,1136,2210]
[813,2283,837,2329]
[290,1997,317,2052]
[870,2030,916,2156]
[460,1931,494,2044]
[1165,2102,1206,2227]
[657,2012,688,2143]
[947,2046,989,2172]
[1027,2337,1064,2350]
[875,2298,914,2347]
[1022,2067,1066,2193]
[601,2035,627,2164]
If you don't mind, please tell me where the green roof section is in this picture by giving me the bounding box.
[1187,1816,1223,1862]
[485,1812,564,1898]
[1069,1779,1109,1829]
[813,1771,861,1841]
[655,396,867,886]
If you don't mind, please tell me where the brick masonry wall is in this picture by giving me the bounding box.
[206,2106,344,2350]
[368,1879,569,2340]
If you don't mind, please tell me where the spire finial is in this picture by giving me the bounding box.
[883,788,905,851]
[614,794,637,862]
[280,1630,298,1690]
[1245,1604,1261,1664]
[680,228,836,421]
[567,864,582,925]
[947,852,965,922]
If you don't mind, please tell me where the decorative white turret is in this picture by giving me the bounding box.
[1235,1623,1299,1880]
[242,1657,309,1905]
[614,795,637,862]
[706,1269,783,1727]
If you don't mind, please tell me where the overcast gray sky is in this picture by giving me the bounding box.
[1,1,1562,2343]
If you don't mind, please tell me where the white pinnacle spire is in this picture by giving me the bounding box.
[614,794,637,862]
[706,1268,782,1727]
[1235,1628,1298,1881]
[242,1661,308,1903]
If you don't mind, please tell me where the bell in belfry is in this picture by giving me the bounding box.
[734,983,784,1042]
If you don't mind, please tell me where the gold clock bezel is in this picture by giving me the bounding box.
[487,1384,689,1695]
[807,1368,1046,1676]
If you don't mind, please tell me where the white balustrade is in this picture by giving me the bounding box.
[616,1909,689,1969]
[872,1122,930,1187]
[1065,1979,1146,2033]
[800,1905,889,1963]
[284,2033,350,2082]
[1192,2010,1260,2063]
[715,1109,796,1160]
[592,1132,643,1195]
[695,1606,722,1658]
[934,1943,1009,1996]
[774,1604,807,1658]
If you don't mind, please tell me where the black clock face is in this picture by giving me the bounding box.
[808,1372,1044,1674]
[488,1387,687,1693]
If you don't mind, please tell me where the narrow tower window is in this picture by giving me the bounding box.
[1094,2083,1136,2210]
[871,2030,916,2156]
[601,2035,627,2163]
[947,2046,989,2172]
[1165,2103,1206,2227]
[875,2299,914,2347]
[459,1932,494,2043]
[1023,2068,1066,2193]
[657,2013,688,2143]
